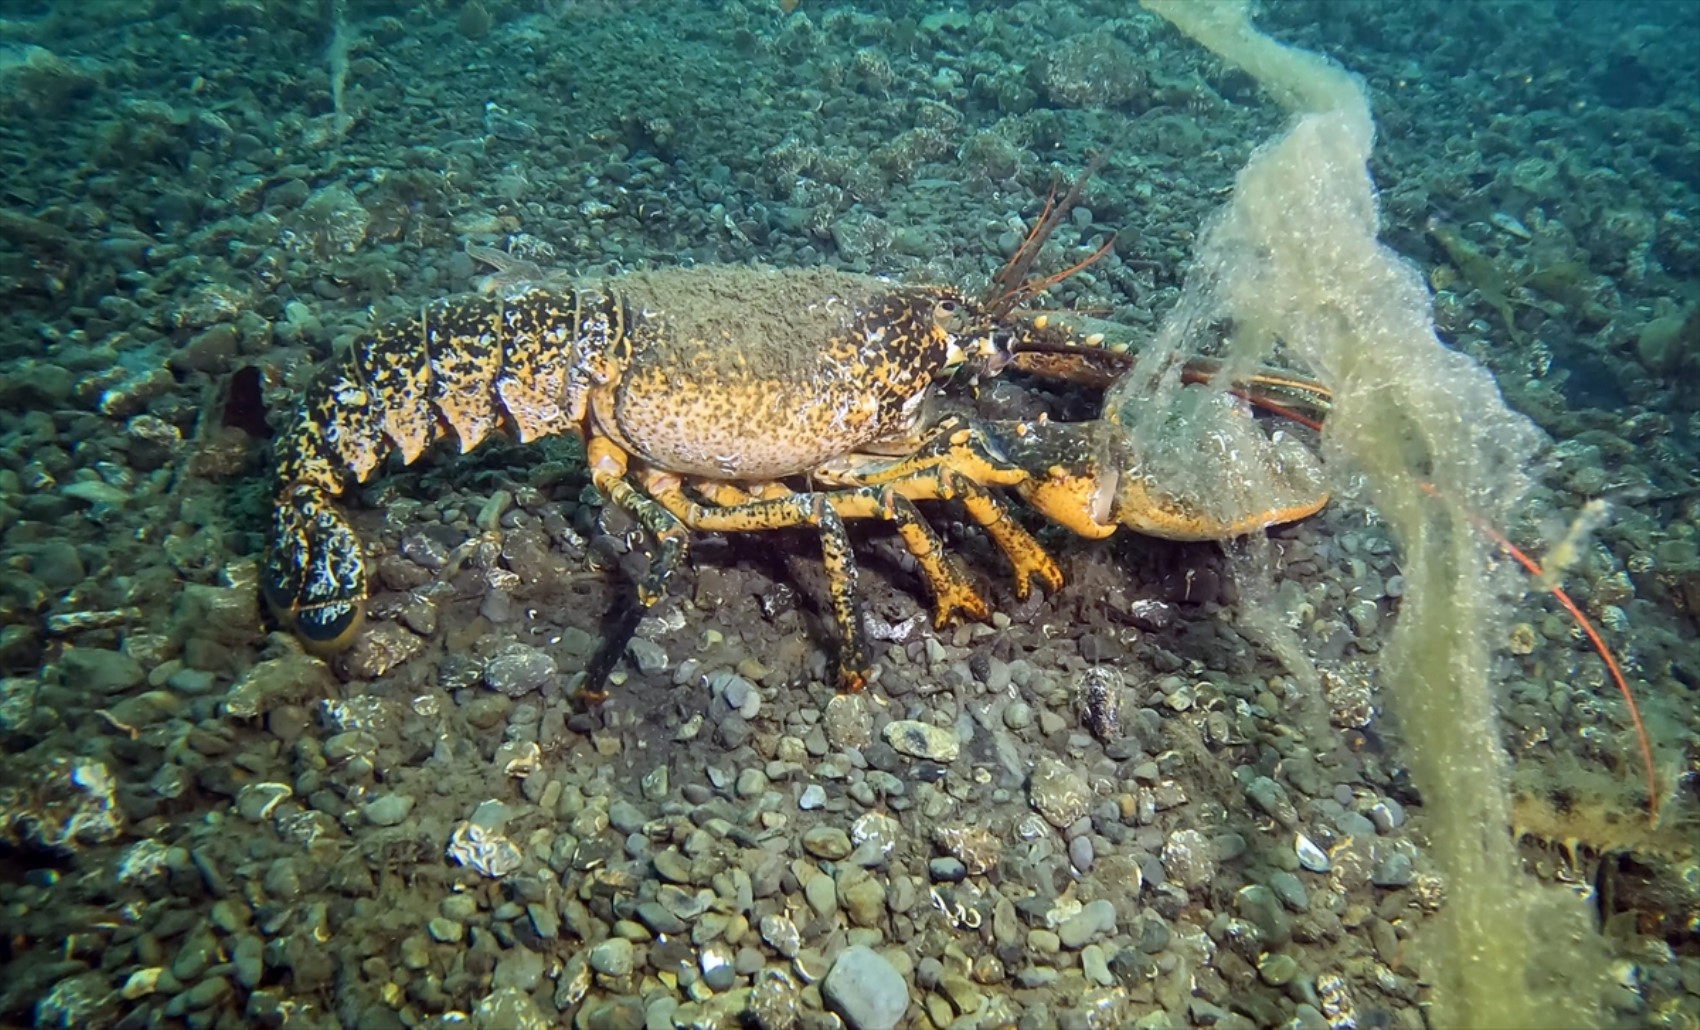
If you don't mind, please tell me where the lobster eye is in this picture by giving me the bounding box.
[932,298,964,328]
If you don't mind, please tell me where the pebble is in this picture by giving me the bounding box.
[799,784,827,810]
[362,793,415,827]
[760,914,800,958]
[821,945,908,1030]
[802,826,852,860]
[1258,951,1300,987]
[635,901,687,935]
[1369,798,1406,832]
[179,975,231,1011]
[494,947,546,992]
[1245,776,1299,827]
[652,849,693,885]
[1160,828,1216,891]
[1057,899,1117,949]
[59,646,145,695]
[1371,851,1415,888]
[1003,701,1033,730]
[1029,756,1091,828]
[589,938,634,977]
[804,873,838,918]
[836,866,886,927]
[428,917,464,943]
[626,637,669,676]
[232,934,263,989]
[1333,809,1379,839]
[1081,943,1114,987]
[823,692,873,748]
[700,942,737,991]
[1068,835,1095,873]
[1269,870,1310,912]
[1236,884,1293,946]
[442,894,479,921]
[482,645,557,697]
[928,857,967,882]
[881,720,958,762]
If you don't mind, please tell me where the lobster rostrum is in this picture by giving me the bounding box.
[264,180,1333,692]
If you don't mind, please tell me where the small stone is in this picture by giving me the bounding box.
[441,894,479,921]
[836,866,886,927]
[607,800,646,834]
[928,857,966,882]
[362,793,415,827]
[1269,870,1309,912]
[1258,952,1299,987]
[493,947,546,992]
[700,941,737,991]
[882,720,958,762]
[399,935,431,970]
[1236,884,1292,947]
[635,901,687,935]
[1161,829,1216,891]
[1002,701,1033,730]
[1246,776,1299,828]
[1370,851,1414,888]
[821,945,908,1030]
[802,826,853,860]
[1081,943,1114,987]
[760,914,800,958]
[588,937,634,977]
[626,637,669,676]
[180,975,231,1011]
[528,902,559,940]
[428,917,464,943]
[1369,799,1406,833]
[1057,899,1117,949]
[231,934,263,989]
[482,644,556,697]
[735,767,768,798]
[804,873,838,918]
[652,848,693,885]
[799,784,827,810]
[1068,835,1095,873]
[1029,756,1090,829]
[823,692,873,749]
[59,646,145,695]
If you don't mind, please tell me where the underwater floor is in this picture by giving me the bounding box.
[0,1,1696,1028]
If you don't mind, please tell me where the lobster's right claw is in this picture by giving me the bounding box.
[985,419,1124,541]
[264,485,367,652]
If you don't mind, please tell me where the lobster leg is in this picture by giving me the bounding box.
[824,415,1065,599]
[694,480,990,629]
[636,470,871,692]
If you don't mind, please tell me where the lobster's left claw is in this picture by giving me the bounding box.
[264,485,368,652]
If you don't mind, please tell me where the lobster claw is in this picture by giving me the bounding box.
[263,485,368,652]
[982,418,1126,540]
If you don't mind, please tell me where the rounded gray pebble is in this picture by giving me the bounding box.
[821,945,908,1030]
[362,793,415,827]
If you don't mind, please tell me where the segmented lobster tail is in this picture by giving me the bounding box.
[262,287,621,650]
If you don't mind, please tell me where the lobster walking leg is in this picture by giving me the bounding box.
[695,480,990,629]
[823,415,1066,599]
[637,471,871,692]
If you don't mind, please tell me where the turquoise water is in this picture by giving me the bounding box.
[1,2,1696,1027]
